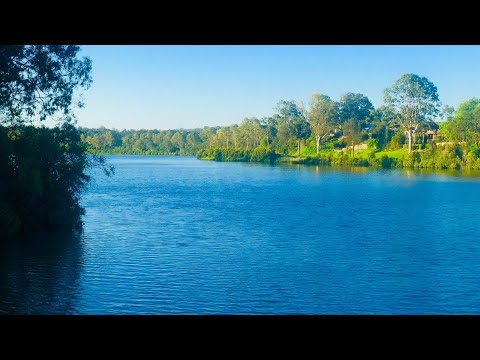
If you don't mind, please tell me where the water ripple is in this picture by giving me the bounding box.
[2,155,480,314]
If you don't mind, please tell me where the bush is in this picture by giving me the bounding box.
[386,134,406,150]
[380,155,394,168]
[0,123,112,239]
[366,138,378,150]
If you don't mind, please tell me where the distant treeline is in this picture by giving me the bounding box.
[81,73,480,171]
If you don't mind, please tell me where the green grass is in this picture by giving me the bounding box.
[278,148,408,162]
[375,149,407,159]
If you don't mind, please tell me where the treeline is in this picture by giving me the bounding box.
[79,127,209,155]
[82,73,480,171]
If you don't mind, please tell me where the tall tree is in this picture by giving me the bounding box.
[0,45,92,124]
[444,98,480,145]
[276,99,310,155]
[276,100,303,120]
[307,94,337,153]
[288,117,311,156]
[337,93,374,124]
[260,116,277,145]
[370,105,397,150]
[441,105,455,121]
[384,73,441,153]
[343,118,362,157]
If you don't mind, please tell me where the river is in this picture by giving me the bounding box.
[1,155,480,314]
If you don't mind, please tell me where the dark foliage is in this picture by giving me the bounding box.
[0,45,103,239]
[0,124,112,239]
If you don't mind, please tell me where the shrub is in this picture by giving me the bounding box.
[0,123,112,238]
[366,138,378,150]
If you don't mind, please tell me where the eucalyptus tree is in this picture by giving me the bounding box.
[441,105,455,121]
[337,92,374,155]
[343,118,362,157]
[337,92,374,125]
[370,105,397,150]
[260,116,278,145]
[240,117,263,149]
[230,124,240,149]
[0,45,92,124]
[384,74,441,153]
[276,100,310,156]
[307,94,337,153]
[289,117,311,156]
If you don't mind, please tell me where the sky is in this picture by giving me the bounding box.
[73,45,480,130]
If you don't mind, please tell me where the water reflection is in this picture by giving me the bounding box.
[0,230,84,314]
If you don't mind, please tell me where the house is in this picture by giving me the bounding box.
[425,130,437,139]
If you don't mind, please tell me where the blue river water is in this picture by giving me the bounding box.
[1,155,480,314]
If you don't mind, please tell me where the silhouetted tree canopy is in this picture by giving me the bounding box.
[0,45,92,124]
[0,45,107,240]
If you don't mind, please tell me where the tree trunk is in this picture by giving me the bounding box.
[316,135,320,154]
[407,131,412,153]
[297,140,300,156]
[352,140,355,157]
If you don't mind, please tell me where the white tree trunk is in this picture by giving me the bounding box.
[316,135,320,154]
[297,140,300,157]
[407,131,412,153]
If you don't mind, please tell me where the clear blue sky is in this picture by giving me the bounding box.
[75,45,480,130]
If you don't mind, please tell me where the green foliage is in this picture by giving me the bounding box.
[197,147,278,164]
[386,133,406,150]
[380,155,395,168]
[337,93,374,124]
[384,73,441,152]
[0,46,92,124]
[366,138,378,150]
[441,98,480,145]
[0,45,102,239]
[307,94,337,153]
[0,124,112,239]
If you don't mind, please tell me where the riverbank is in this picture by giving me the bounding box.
[196,143,480,171]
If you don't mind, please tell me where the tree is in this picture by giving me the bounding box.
[276,99,310,155]
[171,131,185,151]
[441,105,455,121]
[276,100,303,120]
[0,46,116,238]
[260,116,277,145]
[337,92,374,125]
[343,118,362,157]
[307,94,336,154]
[239,117,262,149]
[384,73,441,153]
[288,117,311,156]
[444,98,480,145]
[370,105,397,150]
[0,45,92,124]
[337,93,374,155]
[230,124,240,149]
[186,132,202,152]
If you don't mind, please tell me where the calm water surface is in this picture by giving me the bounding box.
[1,155,480,314]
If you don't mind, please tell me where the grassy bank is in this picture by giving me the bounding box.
[197,143,480,171]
